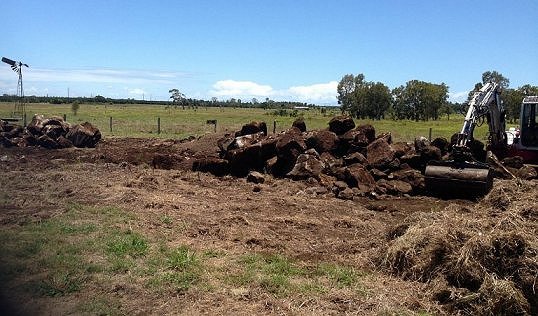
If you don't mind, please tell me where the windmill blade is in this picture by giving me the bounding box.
[22,63,29,67]
[1,57,16,66]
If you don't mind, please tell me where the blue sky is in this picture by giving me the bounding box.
[1,0,537,103]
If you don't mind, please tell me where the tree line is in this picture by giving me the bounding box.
[337,71,538,122]
[0,94,318,110]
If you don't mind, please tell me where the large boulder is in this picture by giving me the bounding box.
[355,124,376,143]
[66,122,101,148]
[292,118,307,132]
[431,137,449,155]
[305,130,338,153]
[328,116,355,135]
[192,157,230,176]
[344,163,375,189]
[287,149,325,180]
[225,144,263,176]
[237,121,267,137]
[276,129,306,161]
[367,138,395,169]
[37,134,60,149]
[26,114,45,136]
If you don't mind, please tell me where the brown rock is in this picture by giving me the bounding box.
[419,145,442,164]
[370,168,387,180]
[225,144,263,176]
[27,114,45,136]
[306,130,338,153]
[247,171,265,184]
[56,136,74,148]
[355,124,376,143]
[65,122,101,148]
[345,163,375,188]
[343,152,367,166]
[414,137,431,152]
[37,134,60,149]
[292,118,306,132]
[337,188,354,200]
[377,179,413,195]
[367,138,395,169]
[391,169,425,192]
[431,137,449,155]
[192,157,229,176]
[237,121,267,136]
[287,150,325,180]
[328,116,355,135]
[276,130,306,159]
[391,142,414,158]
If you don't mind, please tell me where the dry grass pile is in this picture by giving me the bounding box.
[381,179,538,315]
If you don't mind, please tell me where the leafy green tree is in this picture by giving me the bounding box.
[337,74,364,114]
[482,70,510,89]
[391,80,449,121]
[169,88,186,109]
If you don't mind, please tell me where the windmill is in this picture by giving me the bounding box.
[2,56,28,120]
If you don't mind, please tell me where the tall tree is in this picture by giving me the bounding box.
[169,89,186,109]
[482,70,510,89]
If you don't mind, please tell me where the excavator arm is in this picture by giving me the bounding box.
[425,82,506,197]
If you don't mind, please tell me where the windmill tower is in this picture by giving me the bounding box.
[2,57,28,120]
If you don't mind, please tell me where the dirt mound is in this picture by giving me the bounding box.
[381,180,538,315]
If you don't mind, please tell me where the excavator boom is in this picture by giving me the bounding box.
[425,82,504,198]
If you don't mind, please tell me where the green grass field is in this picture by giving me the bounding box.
[1,102,513,142]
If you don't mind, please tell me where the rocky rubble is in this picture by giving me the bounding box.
[192,116,464,198]
[0,115,101,149]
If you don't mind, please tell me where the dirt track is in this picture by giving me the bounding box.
[1,134,534,315]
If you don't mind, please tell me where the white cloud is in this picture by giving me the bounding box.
[287,81,338,102]
[211,80,274,97]
[448,91,469,103]
[210,79,338,103]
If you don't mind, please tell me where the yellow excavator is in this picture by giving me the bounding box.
[425,82,538,197]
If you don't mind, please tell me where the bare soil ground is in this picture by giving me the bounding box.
[0,134,535,315]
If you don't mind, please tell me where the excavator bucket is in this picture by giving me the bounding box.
[424,161,493,198]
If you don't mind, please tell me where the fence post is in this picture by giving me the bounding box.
[23,113,27,126]
[109,117,113,133]
[273,120,276,134]
[214,120,217,132]
[429,128,432,141]
[63,114,66,122]
[157,117,161,135]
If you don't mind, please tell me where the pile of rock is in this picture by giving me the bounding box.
[193,117,452,198]
[0,115,101,149]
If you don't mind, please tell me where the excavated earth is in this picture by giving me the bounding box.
[0,132,537,315]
